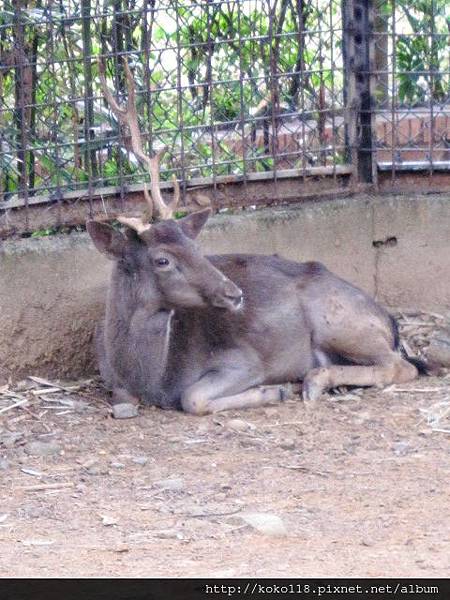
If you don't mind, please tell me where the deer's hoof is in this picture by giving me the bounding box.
[112,402,139,419]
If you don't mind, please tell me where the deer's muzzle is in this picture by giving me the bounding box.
[211,279,244,312]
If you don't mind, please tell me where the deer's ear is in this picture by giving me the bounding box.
[179,208,211,239]
[86,221,127,260]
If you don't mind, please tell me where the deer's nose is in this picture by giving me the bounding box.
[212,279,244,311]
[225,289,243,309]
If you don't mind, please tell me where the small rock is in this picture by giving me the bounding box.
[112,403,139,419]
[426,334,450,368]
[73,400,89,413]
[0,431,24,449]
[154,477,184,491]
[86,465,109,476]
[153,529,183,540]
[241,512,288,537]
[112,546,129,554]
[214,492,227,502]
[15,380,35,392]
[227,418,252,432]
[0,459,9,470]
[21,539,55,546]
[0,514,9,523]
[132,456,148,466]
[239,438,263,448]
[110,462,125,469]
[100,514,117,526]
[21,467,44,477]
[264,407,279,418]
[196,423,210,435]
[279,439,296,450]
[392,441,413,456]
[24,441,61,457]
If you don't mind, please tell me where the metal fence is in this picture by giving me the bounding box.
[0,0,449,235]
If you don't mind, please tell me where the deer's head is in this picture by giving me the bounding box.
[88,59,243,312]
[87,210,243,312]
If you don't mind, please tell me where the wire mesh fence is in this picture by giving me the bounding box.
[372,0,450,172]
[0,0,449,232]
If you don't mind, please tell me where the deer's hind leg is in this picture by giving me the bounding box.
[302,352,418,403]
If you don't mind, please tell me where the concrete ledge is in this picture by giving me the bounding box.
[1,193,449,383]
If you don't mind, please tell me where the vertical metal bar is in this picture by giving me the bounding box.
[47,1,63,209]
[141,0,154,158]
[81,0,95,212]
[367,0,377,184]
[174,0,186,207]
[297,0,308,178]
[267,0,279,190]
[0,30,4,202]
[428,0,435,179]
[236,0,248,188]
[316,0,326,166]
[205,0,217,208]
[329,0,337,179]
[390,0,396,186]
[343,0,376,184]
[112,0,125,211]
[355,0,375,183]
[14,2,29,229]
[341,0,355,170]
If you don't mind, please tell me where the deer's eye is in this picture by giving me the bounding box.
[155,257,170,267]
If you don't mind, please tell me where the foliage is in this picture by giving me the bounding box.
[0,0,448,202]
[394,0,449,105]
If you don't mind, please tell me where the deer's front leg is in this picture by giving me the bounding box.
[181,350,298,415]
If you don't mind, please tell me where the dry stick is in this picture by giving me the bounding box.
[278,464,331,477]
[175,508,242,519]
[28,375,74,393]
[393,387,445,393]
[0,399,28,415]
[20,405,52,433]
[19,482,74,492]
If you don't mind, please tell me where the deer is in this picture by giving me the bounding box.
[87,59,426,418]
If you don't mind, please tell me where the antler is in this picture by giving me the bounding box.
[98,57,180,227]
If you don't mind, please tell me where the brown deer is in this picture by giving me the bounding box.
[88,60,425,418]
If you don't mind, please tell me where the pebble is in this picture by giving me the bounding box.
[132,456,148,466]
[426,333,450,368]
[21,539,55,547]
[0,459,9,470]
[279,439,296,450]
[392,441,413,456]
[153,529,183,540]
[101,514,117,526]
[86,465,109,476]
[112,403,139,419]
[0,431,24,449]
[110,462,125,469]
[227,418,252,432]
[154,477,184,491]
[196,423,210,435]
[24,441,61,457]
[241,512,288,537]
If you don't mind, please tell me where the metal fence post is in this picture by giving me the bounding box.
[342,0,376,184]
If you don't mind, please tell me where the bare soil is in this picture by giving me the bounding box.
[1,369,449,578]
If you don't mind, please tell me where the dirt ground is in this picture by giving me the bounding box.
[1,316,450,578]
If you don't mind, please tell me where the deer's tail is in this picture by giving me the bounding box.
[389,315,429,376]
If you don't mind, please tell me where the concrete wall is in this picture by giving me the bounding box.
[1,193,449,383]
